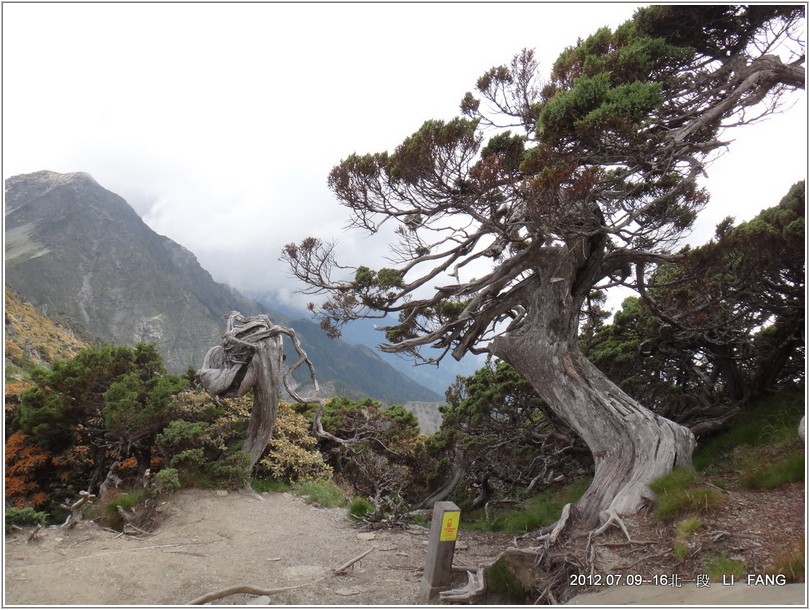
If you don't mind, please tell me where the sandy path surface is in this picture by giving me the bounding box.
[6,487,805,606]
[4,488,506,606]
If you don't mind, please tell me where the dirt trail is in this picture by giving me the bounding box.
[5,485,805,606]
[4,488,508,606]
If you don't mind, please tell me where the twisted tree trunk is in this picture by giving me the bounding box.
[198,313,292,467]
[491,262,695,527]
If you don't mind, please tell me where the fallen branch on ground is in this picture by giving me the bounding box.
[188,583,310,605]
[333,547,376,575]
[187,546,377,604]
[26,524,42,542]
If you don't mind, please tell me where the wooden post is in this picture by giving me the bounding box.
[419,501,461,603]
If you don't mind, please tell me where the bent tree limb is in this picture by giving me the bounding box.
[283,7,802,530]
[198,312,351,466]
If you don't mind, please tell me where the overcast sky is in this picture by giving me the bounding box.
[3,2,807,315]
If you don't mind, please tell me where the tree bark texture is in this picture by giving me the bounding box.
[491,258,695,526]
[198,313,292,467]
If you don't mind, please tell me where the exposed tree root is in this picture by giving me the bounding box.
[438,505,675,604]
[440,503,578,604]
[61,491,95,529]
[587,509,632,553]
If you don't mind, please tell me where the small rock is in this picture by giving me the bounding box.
[455,542,469,550]
[356,532,376,541]
[335,588,361,596]
[54,537,64,543]
[246,595,271,605]
[215,490,228,497]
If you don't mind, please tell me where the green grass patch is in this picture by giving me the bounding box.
[651,468,722,521]
[465,478,590,533]
[766,541,805,583]
[293,479,348,508]
[409,512,430,528]
[485,557,526,604]
[693,389,804,471]
[673,517,702,559]
[674,516,702,538]
[649,467,698,495]
[251,478,292,493]
[705,555,746,580]
[102,489,144,530]
[739,450,804,490]
[348,497,375,520]
[654,486,722,521]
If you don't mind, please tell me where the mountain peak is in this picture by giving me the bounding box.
[4,171,441,404]
[5,169,98,192]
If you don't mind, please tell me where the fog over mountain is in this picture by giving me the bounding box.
[4,170,443,405]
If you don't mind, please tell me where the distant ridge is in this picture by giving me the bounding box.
[4,170,440,404]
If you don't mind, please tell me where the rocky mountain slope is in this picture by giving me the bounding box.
[4,288,92,381]
[4,171,440,405]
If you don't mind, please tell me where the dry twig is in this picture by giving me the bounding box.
[333,547,376,575]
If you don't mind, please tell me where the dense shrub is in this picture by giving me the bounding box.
[297,397,432,511]
[7,344,187,512]
[5,507,47,533]
[431,361,591,510]
[255,402,332,483]
[154,393,250,489]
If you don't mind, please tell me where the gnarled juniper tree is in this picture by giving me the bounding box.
[283,6,805,525]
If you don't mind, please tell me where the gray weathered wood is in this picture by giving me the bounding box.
[198,312,319,467]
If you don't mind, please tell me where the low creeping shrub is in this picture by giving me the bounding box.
[5,507,47,533]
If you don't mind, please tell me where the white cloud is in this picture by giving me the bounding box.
[4,2,805,316]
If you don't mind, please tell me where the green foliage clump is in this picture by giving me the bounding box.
[705,555,746,581]
[650,468,721,521]
[209,451,252,489]
[433,361,590,514]
[298,397,429,513]
[581,184,804,425]
[102,489,144,531]
[469,478,589,533]
[348,497,375,521]
[485,557,526,604]
[8,343,187,513]
[256,402,333,484]
[293,479,348,508]
[5,507,47,533]
[155,393,252,489]
[154,468,181,494]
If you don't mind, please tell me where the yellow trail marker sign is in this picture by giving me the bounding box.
[420,501,461,602]
[439,511,460,542]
